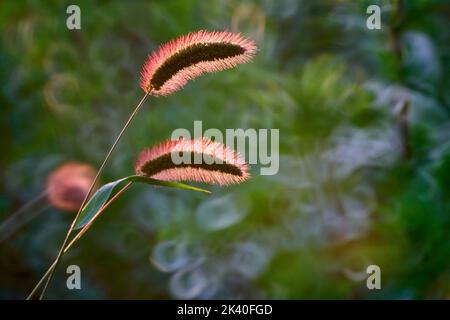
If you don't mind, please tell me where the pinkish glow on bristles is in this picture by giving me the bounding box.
[135,138,250,185]
[140,30,257,96]
[150,167,247,185]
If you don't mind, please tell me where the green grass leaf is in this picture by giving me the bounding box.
[74,175,210,230]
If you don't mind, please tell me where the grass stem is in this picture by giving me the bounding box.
[27,92,149,300]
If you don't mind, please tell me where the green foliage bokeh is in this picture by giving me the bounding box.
[0,0,449,299]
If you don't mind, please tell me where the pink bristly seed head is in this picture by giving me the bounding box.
[135,138,250,185]
[140,30,257,96]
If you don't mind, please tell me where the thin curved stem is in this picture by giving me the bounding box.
[27,260,57,300]
[26,182,132,300]
[28,92,149,300]
[64,182,133,253]
[0,191,48,242]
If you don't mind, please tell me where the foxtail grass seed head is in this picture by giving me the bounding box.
[140,30,257,96]
[46,162,98,212]
[135,138,250,185]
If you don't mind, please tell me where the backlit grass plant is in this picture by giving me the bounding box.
[28,30,257,299]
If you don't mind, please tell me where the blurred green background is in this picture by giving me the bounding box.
[1,0,449,299]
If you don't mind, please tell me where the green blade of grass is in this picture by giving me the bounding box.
[74,175,210,230]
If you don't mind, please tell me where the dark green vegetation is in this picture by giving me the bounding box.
[0,0,449,299]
